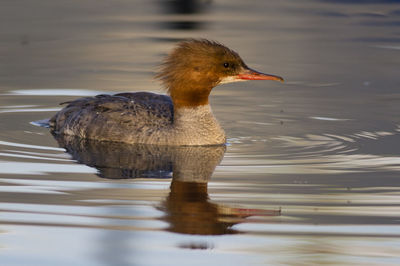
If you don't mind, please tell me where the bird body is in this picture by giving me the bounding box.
[50,39,283,146]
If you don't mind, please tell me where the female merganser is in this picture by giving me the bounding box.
[50,39,283,145]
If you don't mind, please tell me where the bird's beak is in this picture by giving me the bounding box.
[237,67,284,82]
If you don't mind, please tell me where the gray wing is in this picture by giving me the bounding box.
[50,92,174,142]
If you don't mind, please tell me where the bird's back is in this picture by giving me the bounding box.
[50,92,174,143]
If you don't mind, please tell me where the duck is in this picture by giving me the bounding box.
[49,39,283,146]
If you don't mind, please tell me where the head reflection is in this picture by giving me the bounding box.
[54,135,280,236]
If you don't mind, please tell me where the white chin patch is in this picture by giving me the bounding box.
[219,76,246,84]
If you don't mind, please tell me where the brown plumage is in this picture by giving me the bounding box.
[156,39,247,108]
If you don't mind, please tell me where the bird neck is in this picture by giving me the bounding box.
[173,104,215,126]
[169,82,213,109]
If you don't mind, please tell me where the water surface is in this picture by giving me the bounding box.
[1,0,400,265]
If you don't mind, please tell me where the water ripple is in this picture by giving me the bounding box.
[0,140,65,151]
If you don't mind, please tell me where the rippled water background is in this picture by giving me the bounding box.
[1,0,400,265]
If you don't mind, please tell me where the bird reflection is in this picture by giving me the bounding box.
[160,180,280,235]
[53,134,280,235]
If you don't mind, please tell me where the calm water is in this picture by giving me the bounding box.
[1,0,400,265]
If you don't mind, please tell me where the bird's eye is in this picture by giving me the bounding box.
[223,62,229,68]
